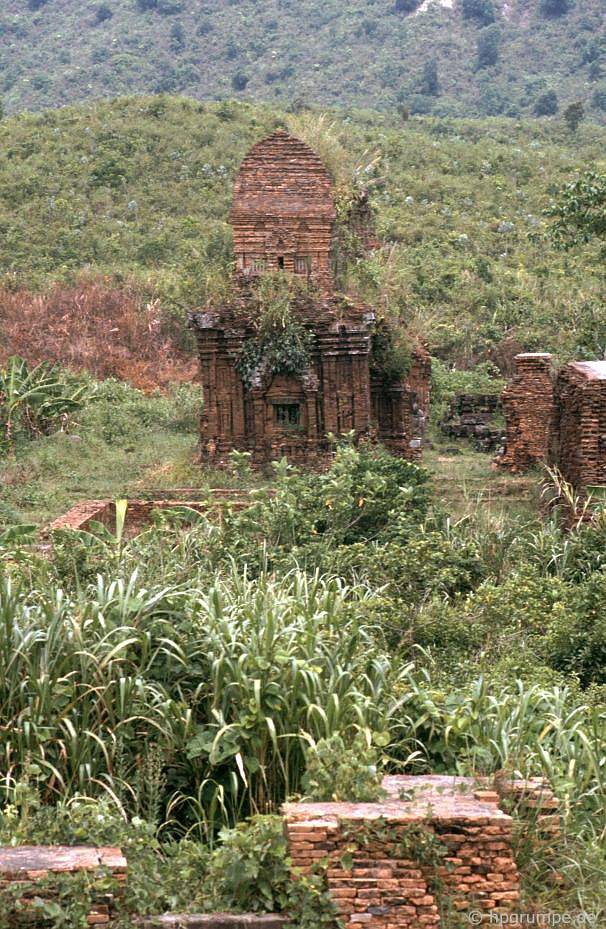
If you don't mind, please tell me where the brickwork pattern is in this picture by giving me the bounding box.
[46,491,251,537]
[190,130,430,469]
[440,394,503,452]
[230,129,335,282]
[284,775,522,928]
[0,846,127,926]
[553,361,606,492]
[495,353,555,472]
[494,775,561,839]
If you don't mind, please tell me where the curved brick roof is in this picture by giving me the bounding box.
[230,129,336,221]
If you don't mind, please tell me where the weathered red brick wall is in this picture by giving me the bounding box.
[46,491,251,537]
[284,775,522,928]
[0,846,126,926]
[371,347,431,461]
[553,362,606,492]
[496,353,555,472]
[230,130,336,281]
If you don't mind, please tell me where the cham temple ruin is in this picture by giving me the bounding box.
[497,352,606,494]
[189,129,430,468]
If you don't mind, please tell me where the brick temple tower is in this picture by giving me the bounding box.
[189,129,429,468]
[230,129,336,281]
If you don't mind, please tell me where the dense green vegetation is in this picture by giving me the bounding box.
[1,96,605,365]
[1,87,606,923]
[2,398,606,921]
[1,0,606,121]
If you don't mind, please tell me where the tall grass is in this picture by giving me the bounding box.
[0,567,408,835]
[404,670,606,840]
[2,561,606,842]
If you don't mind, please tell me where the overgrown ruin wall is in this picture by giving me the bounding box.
[440,393,503,452]
[496,353,555,472]
[0,777,560,928]
[0,846,126,926]
[45,490,250,537]
[497,355,606,495]
[284,775,527,928]
[191,130,430,470]
[553,361,606,491]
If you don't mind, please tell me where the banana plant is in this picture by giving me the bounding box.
[0,356,88,450]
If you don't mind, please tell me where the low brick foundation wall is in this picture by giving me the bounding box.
[0,846,127,926]
[45,490,252,538]
[284,775,524,928]
[439,393,503,452]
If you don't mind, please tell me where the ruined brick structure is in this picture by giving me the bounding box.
[552,361,606,492]
[46,490,251,538]
[497,354,606,495]
[495,353,555,472]
[0,846,126,926]
[0,777,560,928]
[189,130,429,468]
[440,393,503,452]
[284,775,528,928]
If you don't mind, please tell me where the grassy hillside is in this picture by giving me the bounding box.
[1,96,605,366]
[0,0,605,120]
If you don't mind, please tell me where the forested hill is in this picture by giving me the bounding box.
[1,0,605,120]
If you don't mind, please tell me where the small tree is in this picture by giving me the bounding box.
[95,3,113,23]
[476,24,500,70]
[170,21,185,51]
[232,72,249,92]
[540,0,571,15]
[563,101,584,133]
[419,58,440,96]
[548,172,606,247]
[592,85,606,112]
[461,0,496,26]
[395,0,423,11]
[534,89,559,116]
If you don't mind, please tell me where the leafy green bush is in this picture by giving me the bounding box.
[0,357,88,452]
[544,572,606,686]
[301,733,387,802]
[204,816,291,913]
[534,89,559,116]
[540,0,572,15]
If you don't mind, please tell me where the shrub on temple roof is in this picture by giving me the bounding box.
[370,320,413,382]
[235,273,316,389]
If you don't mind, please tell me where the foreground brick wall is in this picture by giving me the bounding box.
[496,353,555,472]
[284,775,521,928]
[0,846,126,926]
[553,361,606,492]
[136,917,288,929]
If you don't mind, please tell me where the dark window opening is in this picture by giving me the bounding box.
[274,403,301,427]
[277,255,285,269]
